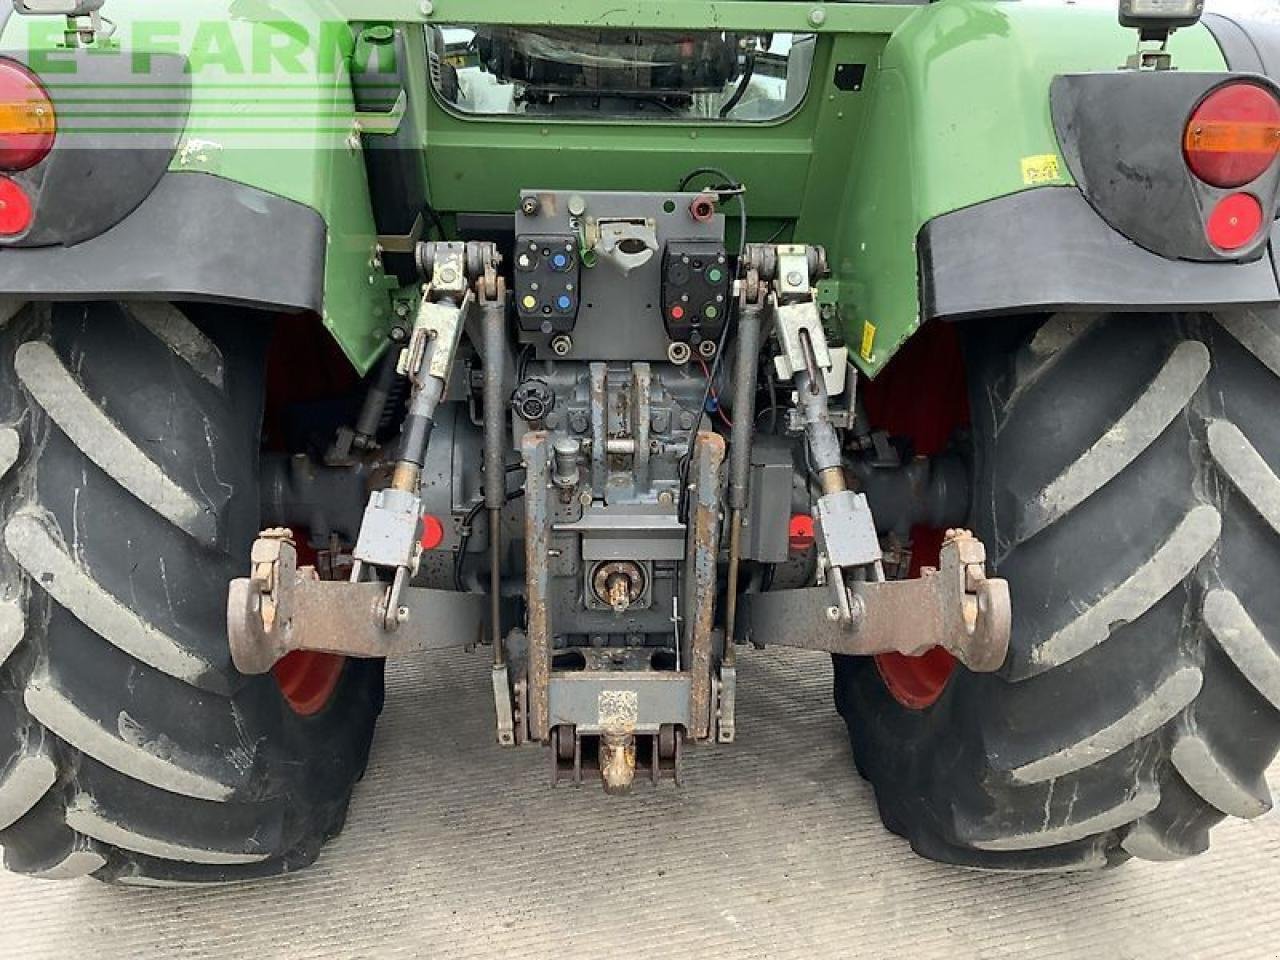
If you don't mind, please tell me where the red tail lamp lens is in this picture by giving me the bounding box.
[0,177,33,236]
[1184,83,1280,189]
[788,514,816,554]
[420,514,446,551]
[0,59,55,172]
[1206,192,1264,251]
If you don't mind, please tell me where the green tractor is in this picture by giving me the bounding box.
[0,0,1276,885]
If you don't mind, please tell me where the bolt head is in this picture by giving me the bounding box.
[419,0,434,15]
[809,7,827,26]
[826,606,841,622]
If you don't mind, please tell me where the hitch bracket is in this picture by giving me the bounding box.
[742,529,1011,673]
[227,531,485,675]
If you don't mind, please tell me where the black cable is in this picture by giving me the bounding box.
[677,166,748,263]
[765,363,779,433]
[424,201,447,241]
[765,219,792,245]
[676,166,748,523]
[613,93,681,114]
[453,500,487,593]
[719,50,756,119]
[516,343,534,384]
[678,166,744,193]
[453,476,526,593]
[680,303,737,524]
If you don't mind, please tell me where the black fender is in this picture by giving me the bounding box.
[1204,13,1280,77]
[921,17,1280,323]
[0,171,327,312]
[920,187,1279,322]
[0,22,325,313]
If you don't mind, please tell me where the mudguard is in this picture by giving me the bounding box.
[0,172,328,311]
[1205,13,1280,77]
[0,3,392,372]
[910,11,1280,333]
[834,3,1280,375]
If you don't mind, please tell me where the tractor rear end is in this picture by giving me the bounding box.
[0,0,1275,885]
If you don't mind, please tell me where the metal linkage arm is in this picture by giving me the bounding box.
[740,530,1011,673]
[350,242,500,629]
[762,244,881,622]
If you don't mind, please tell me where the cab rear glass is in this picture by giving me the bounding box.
[428,27,816,122]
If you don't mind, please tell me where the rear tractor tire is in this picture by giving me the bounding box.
[0,301,383,885]
[836,310,1280,870]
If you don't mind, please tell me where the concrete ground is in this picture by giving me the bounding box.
[1,647,1277,960]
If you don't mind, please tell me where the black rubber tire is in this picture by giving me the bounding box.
[835,310,1280,871]
[0,301,383,885]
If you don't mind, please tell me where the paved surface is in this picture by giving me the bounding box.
[1,647,1278,960]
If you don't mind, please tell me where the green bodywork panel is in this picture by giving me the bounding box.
[837,2,1227,370]
[3,0,397,372]
[1,0,1232,375]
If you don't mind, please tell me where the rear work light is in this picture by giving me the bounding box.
[1184,82,1280,189]
[0,57,55,172]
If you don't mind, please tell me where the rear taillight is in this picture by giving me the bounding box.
[0,177,34,235]
[1205,192,1264,251]
[0,58,55,172]
[1184,82,1280,189]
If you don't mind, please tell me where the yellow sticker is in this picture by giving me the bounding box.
[860,321,877,362]
[1021,154,1063,186]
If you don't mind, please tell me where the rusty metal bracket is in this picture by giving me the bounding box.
[684,431,726,741]
[716,663,736,744]
[227,531,485,675]
[522,431,554,743]
[492,663,517,747]
[740,529,1011,673]
[551,724,681,791]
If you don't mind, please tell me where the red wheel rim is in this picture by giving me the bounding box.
[859,323,970,713]
[267,529,345,716]
[874,648,957,710]
[273,651,345,717]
